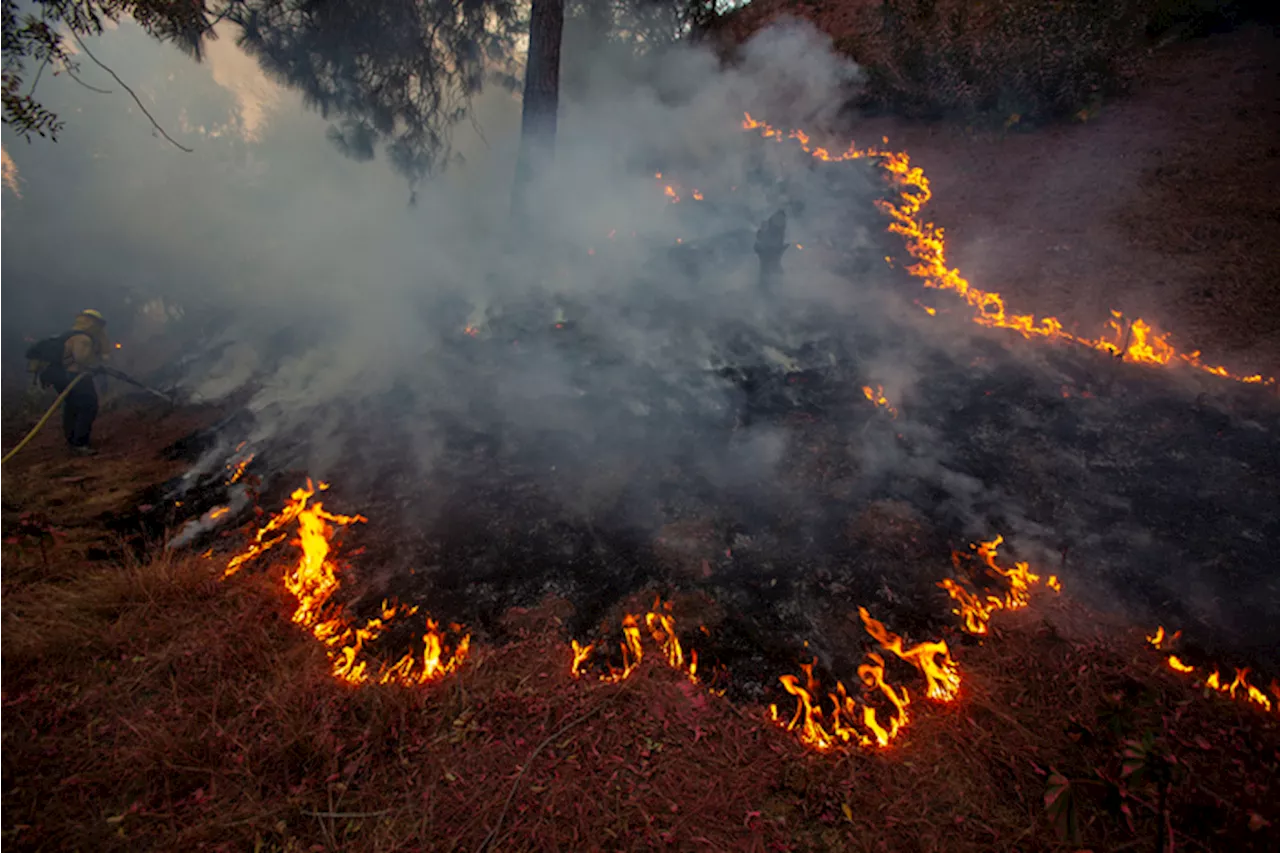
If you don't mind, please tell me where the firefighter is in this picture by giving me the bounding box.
[36,309,109,455]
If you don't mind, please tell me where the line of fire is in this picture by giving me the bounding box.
[180,113,1279,759]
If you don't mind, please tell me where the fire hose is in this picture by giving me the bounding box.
[1,368,174,465]
[0,373,90,465]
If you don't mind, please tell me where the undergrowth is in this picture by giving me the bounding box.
[716,0,1279,125]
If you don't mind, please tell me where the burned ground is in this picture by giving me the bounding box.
[94,267,1280,710]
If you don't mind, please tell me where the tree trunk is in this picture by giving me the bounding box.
[511,0,565,223]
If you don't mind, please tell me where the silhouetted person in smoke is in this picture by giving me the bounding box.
[755,209,788,292]
[30,310,109,456]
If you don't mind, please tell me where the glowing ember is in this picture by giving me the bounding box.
[861,384,899,418]
[737,112,1274,386]
[225,480,469,686]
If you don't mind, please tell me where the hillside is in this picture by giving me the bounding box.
[718,5,1280,376]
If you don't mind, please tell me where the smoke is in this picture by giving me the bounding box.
[4,15,1277,667]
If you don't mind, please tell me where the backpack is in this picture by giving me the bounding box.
[26,330,90,383]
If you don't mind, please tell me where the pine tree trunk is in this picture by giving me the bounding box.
[511,0,565,223]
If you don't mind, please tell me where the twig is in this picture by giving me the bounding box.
[64,68,112,95]
[301,809,393,819]
[67,30,193,153]
[475,689,624,853]
[28,56,52,96]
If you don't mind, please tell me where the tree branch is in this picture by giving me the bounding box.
[67,29,192,153]
[63,67,112,95]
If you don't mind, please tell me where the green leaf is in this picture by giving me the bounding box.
[1120,739,1149,786]
[1043,770,1082,845]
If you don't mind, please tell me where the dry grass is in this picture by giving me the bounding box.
[3,522,1277,851]
[3,406,1276,851]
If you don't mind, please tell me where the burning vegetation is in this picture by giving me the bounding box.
[186,107,1280,756]
[738,112,1275,387]
[225,481,469,687]
[6,77,1280,847]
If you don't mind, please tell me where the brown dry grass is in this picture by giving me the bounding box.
[3,456,1278,851]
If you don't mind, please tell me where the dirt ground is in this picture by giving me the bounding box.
[848,24,1280,377]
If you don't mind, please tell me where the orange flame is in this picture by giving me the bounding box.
[769,610,942,752]
[941,535,1060,634]
[858,607,960,702]
[1146,625,1275,714]
[771,658,910,751]
[769,534,1071,751]
[226,454,255,485]
[738,112,1274,386]
[572,599,699,685]
[861,385,899,419]
[1167,655,1195,673]
[225,480,469,686]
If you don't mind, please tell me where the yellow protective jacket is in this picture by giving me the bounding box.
[63,315,108,374]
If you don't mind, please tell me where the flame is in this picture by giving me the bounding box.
[775,658,910,751]
[225,480,469,686]
[937,578,1002,635]
[940,535,1060,634]
[1147,626,1181,650]
[738,112,1274,386]
[226,453,254,485]
[861,385,899,418]
[571,599,698,684]
[209,506,230,520]
[859,607,960,702]
[769,610,942,752]
[1145,625,1275,714]
[692,189,704,201]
